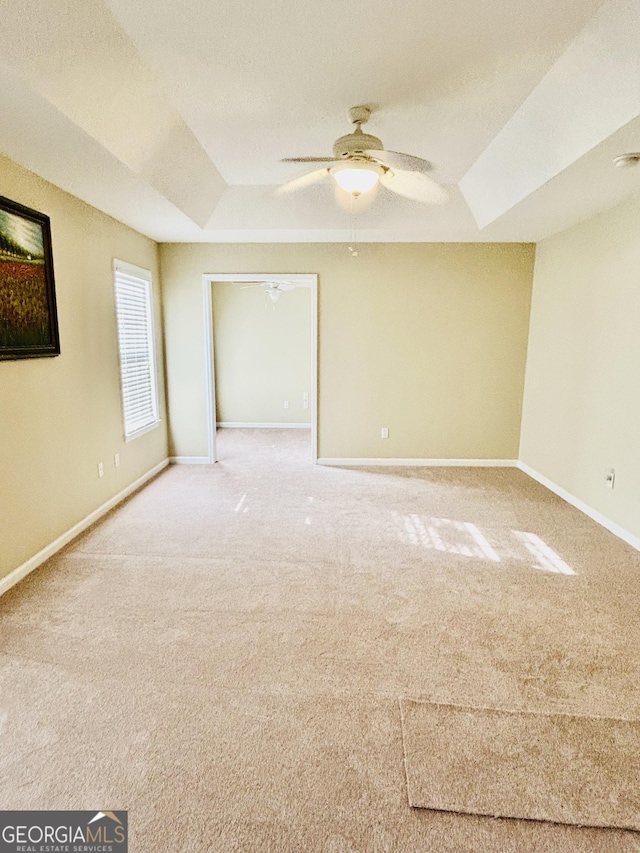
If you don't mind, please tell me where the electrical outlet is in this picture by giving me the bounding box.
[303,400,309,409]
[283,401,289,409]
[114,453,120,468]
[381,427,389,439]
[302,392,309,401]
[97,462,104,478]
[605,467,615,488]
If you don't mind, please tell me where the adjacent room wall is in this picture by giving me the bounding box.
[212,282,311,425]
[520,196,640,540]
[161,242,535,460]
[0,154,168,583]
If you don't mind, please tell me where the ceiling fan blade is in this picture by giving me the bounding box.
[380,169,448,205]
[276,168,331,195]
[281,157,337,163]
[240,281,296,290]
[366,150,433,173]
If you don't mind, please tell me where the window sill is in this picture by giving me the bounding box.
[124,419,162,443]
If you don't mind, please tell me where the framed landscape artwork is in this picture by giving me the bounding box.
[0,194,60,360]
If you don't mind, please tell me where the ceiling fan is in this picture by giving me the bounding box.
[240,280,296,304]
[279,105,448,205]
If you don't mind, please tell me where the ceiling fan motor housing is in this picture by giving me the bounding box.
[333,130,383,159]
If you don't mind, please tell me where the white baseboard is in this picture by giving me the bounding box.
[169,456,211,464]
[317,458,518,467]
[0,458,169,598]
[217,422,311,429]
[517,461,640,553]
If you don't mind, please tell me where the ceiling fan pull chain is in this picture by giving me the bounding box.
[348,194,358,258]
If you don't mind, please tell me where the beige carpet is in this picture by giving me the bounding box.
[401,699,640,830]
[2,429,640,851]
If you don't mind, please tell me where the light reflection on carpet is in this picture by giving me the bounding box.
[393,513,575,575]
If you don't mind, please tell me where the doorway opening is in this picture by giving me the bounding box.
[202,274,318,464]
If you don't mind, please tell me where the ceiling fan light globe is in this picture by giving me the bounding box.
[331,163,381,195]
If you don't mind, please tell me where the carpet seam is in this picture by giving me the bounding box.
[398,696,414,809]
[401,697,640,724]
[404,803,640,833]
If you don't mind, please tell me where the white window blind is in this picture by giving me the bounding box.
[113,263,159,439]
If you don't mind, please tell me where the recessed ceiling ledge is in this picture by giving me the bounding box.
[459,0,640,229]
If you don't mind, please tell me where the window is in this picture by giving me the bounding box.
[113,261,159,439]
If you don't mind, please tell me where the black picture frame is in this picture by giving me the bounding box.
[0,194,60,360]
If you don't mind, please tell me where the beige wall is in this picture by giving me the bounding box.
[212,282,311,424]
[161,242,534,459]
[520,197,640,539]
[0,154,168,581]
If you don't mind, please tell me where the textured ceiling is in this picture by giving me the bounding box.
[1,0,639,242]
